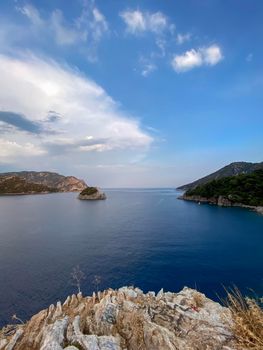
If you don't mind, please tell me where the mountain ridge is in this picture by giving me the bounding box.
[177,161,263,191]
[0,171,87,193]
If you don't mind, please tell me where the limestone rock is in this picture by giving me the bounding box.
[0,286,236,350]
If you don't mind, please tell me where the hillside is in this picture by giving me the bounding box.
[177,161,263,191]
[183,169,263,208]
[0,176,58,195]
[0,171,87,192]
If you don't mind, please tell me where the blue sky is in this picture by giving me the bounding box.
[0,0,262,187]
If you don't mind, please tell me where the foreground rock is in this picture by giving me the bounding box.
[78,187,106,200]
[179,194,263,215]
[0,286,236,350]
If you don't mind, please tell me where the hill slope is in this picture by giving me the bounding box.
[0,176,58,194]
[177,161,263,191]
[0,171,87,192]
[182,169,263,209]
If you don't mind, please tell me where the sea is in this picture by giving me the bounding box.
[0,189,262,326]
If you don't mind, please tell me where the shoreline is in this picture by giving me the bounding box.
[179,194,263,215]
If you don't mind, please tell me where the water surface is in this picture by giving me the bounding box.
[0,189,262,326]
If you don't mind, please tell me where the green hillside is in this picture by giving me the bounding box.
[185,169,263,206]
[0,176,58,194]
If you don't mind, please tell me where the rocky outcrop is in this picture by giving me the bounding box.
[179,194,263,215]
[78,187,106,200]
[0,172,87,192]
[0,286,236,350]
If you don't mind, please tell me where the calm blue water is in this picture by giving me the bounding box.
[0,189,262,326]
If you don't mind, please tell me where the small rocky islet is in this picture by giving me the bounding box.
[78,187,106,200]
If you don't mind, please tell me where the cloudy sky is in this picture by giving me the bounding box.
[0,0,262,187]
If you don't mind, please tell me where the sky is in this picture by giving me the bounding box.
[0,0,262,187]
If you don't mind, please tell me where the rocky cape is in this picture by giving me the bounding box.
[78,187,106,200]
[0,286,236,350]
[0,172,87,194]
[179,194,263,215]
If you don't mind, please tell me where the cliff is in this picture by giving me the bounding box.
[177,161,263,191]
[0,172,87,193]
[0,286,235,350]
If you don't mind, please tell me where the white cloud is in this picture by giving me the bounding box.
[171,44,223,72]
[120,10,168,34]
[202,45,223,65]
[0,139,45,160]
[172,49,202,72]
[0,54,153,162]
[176,33,191,45]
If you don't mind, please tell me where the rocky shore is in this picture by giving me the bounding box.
[0,286,236,350]
[179,194,263,215]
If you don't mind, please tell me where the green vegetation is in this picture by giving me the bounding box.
[178,161,263,190]
[186,170,263,206]
[80,187,98,196]
[0,176,58,194]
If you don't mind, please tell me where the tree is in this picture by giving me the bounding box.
[71,265,85,293]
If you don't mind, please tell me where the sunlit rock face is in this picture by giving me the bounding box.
[0,286,236,350]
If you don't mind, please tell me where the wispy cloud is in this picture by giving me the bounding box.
[15,1,108,61]
[0,53,152,162]
[246,53,253,62]
[171,44,223,72]
[120,10,168,34]
[176,33,191,45]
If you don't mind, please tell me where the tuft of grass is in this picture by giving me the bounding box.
[192,292,205,309]
[225,287,263,349]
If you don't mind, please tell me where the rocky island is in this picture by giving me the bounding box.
[0,286,241,350]
[78,187,106,200]
[178,166,263,215]
[0,171,87,195]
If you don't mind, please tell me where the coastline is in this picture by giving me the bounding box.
[179,194,263,215]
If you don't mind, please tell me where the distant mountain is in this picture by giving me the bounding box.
[177,161,263,191]
[0,171,87,192]
[0,176,58,194]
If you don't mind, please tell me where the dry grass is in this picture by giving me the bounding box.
[225,287,263,349]
[192,292,205,309]
[116,310,146,350]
